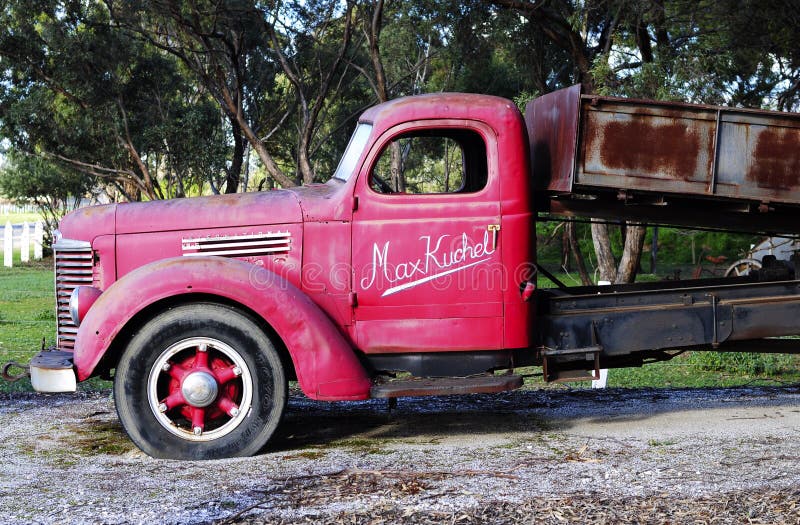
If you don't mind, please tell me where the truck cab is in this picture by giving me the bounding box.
[39,93,535,459]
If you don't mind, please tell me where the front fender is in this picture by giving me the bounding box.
[73,257,371,400]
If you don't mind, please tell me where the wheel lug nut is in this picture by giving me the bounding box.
[232,366,242,376]
[161,363,171,372]
[193,426,203,436]
[229,408,240,417]
[158,403,168,413]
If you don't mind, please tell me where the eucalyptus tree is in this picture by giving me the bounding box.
[106,0,361,186]
[0,0,227,202]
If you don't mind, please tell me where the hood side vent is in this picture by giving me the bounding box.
[182,231,291,258]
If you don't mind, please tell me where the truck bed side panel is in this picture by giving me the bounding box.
[527,86,800,208]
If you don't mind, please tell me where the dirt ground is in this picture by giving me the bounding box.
[1,385,799,524]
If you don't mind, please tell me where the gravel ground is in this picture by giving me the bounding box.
[1,385,799,524]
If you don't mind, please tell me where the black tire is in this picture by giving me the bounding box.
[114,303,287,460]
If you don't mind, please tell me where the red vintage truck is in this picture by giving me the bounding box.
[23,85,800,459]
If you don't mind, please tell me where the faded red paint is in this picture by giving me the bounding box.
[59,92,533,401]
[73,257,371,400]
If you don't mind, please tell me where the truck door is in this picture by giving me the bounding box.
[352,120,504,354]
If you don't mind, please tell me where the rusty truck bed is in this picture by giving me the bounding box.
[527,85,800,233]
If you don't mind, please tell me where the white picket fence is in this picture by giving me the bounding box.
[0,203,38,215]
[3,221,44,268]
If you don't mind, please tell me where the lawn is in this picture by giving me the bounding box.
[0,264,797,393]
[0,212,45,225]
[0,259,55,392]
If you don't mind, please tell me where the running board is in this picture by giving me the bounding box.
[370,374,523,398]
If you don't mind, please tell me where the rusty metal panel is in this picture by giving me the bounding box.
[529,85,800,208]
[525,84,581,193]
[577,101,717,195]
[716,112,800,203]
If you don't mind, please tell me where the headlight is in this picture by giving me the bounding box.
[69,286,102,326]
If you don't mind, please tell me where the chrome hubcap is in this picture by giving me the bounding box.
[181,371,219,408]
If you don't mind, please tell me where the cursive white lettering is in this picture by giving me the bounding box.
[361,230,497,296]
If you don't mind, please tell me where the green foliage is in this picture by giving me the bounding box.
[374,135,464,194]
[688,352,796,377]
[0,152,92,238]
[537,219,760,279]
[0,0,228,201]
[2,0,800,206]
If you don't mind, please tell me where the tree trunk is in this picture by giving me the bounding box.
[567,222,592,285]
[591,220,617,282]
[561,225,570,270]
[615,225,646,283]
[218,85,295,188]
[298,128,315,185]
[390,142,404,192]
[225,117,245,194]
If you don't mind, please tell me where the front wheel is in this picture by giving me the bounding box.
[114,303,287,460]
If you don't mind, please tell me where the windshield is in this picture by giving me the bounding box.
[332,123,373,182]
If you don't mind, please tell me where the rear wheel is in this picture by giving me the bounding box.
[114,303,287,460]
[725,258,762,277]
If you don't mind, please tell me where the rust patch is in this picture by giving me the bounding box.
[594,119,704,182]
[749,128,800,191]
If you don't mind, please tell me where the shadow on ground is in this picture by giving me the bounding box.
[270,384,800,451]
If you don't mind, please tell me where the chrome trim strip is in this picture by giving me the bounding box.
[182,238,291,250]
[181,231,291,244]
[183,246,290,257]
[53,240,92,252]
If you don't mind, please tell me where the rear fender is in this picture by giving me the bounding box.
[73,257,371,400]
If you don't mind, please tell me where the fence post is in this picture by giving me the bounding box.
[3,222,12,268]
[20,222,30,263]
[591,280,612,389]
[34,221,43,260]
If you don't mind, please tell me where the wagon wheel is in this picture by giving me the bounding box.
[724,258,762,277]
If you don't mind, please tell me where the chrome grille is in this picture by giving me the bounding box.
[53,235,93,350]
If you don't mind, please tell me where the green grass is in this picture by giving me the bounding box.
[4,246,37,267]
[0,260,110,393]
[599,352,800,388]
[520,351,800,390]
[0,212,44,225]
[0,259,55,392]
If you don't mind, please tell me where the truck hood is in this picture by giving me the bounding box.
[115,190,302,234]
[58,189,310,243]
[58,190,302,242]
[58,203,117,244]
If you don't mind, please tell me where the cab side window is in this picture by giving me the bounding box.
[370,129,488,194]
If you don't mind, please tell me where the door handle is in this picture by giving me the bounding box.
[487,224,500,251]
